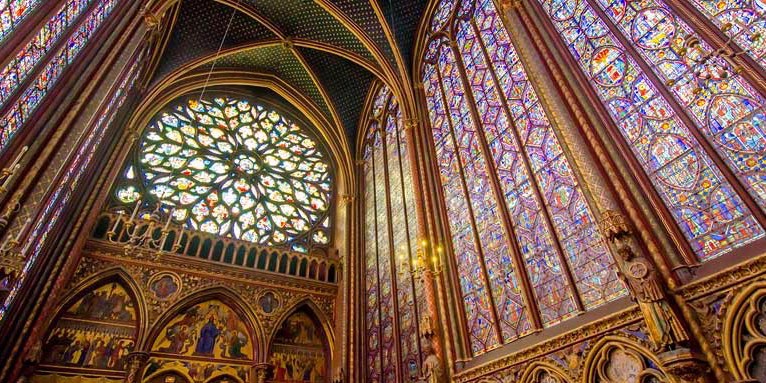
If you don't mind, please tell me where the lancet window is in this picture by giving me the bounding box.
[0,0,119,154]
[421,0,627,355]
[363,85,424,381]
[534,0,766,261]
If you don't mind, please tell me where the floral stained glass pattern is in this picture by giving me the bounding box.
[363,86,423,381]
[114,96,333,251]
[0,0,118,154]
[0,0,43,42]
[537,0,765,260]
[1,0,92,108]
[689,0,766,70]
[0,54,140,319]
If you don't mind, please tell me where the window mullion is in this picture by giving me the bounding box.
[378,108,405,383]
[446,38,544,331]
[582,0,766,229]
[434,60,505,347]
[369,139,386,381]
[469,19,585,313]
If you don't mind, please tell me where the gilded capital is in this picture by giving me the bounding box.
[599,209,632,240]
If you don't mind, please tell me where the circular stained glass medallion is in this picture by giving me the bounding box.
[115,96,333,251]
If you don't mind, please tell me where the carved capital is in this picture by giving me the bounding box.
[141,7,161,30]
[340,194,355,205]
[599,209,632,240]
[657,348,711,383]
[404,119,419,131]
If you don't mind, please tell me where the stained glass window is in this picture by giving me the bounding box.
[688,0,766,70]
[421,0,626,355]
[0,52,141,319]
[0,0,117,154]
[0,0,43,42]
[363,85,423,382]
[113,96,333,252]
[536,0,765,260]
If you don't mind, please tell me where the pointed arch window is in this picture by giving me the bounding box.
[363,85,423,382]
[422,0,626,355]
[534,0,766,261]
[0,52,141,320]
[0,0,119,154]
[112,95,334,253]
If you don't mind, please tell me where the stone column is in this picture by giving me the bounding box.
[123,351,150,383]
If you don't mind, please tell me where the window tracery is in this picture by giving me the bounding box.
[421,0,626,355]
[0,0,43,42]
[113,95,333,253]
[363,85,423,382]
[535,0,766,261]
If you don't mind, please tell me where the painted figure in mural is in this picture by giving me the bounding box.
[152,300,253,360]
[69,283,135,322]
[150,275,179,300]
[271,311,327,382]
[194,317,220,356]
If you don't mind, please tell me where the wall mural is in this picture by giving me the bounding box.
[35,282,138,380]
[151,300,254,361]
[269,310,328,383]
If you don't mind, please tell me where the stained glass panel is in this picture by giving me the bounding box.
[592,0,766,211]
[537,0,765,260]
[689,0,766,70]
[364,140,382,383]
[114,96,333,250]
[437,39,532,342]
[424,56,500,354]
[0,0,43,42]
[0,0,118,154]
[0,0,93,108]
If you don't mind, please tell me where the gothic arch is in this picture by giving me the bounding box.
[723,281,766,381]
[582,336,671,383]
[142,367,194,383]
[143,286,265,360]
[267,298,333,382]
[49,267,148,343]
[520,361,574,383]
[268,298,336,355]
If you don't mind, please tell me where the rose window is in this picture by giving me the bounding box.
[114,96,333,251]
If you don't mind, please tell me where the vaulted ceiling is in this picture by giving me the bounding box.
[145,0,430,152]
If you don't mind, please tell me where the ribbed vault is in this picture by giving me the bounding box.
[142,0,429,153]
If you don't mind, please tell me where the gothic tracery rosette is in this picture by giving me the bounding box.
[114,96,333,252]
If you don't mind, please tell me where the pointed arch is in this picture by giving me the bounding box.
[143,368,195,383]
[520,361,574,383]
[34,268,142,377]
[267,299,333,383]
[723,281,766,381]
[582,336,670,383]
[144,286,265,361]
[269,298,336,352]
[51,267,148,342]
